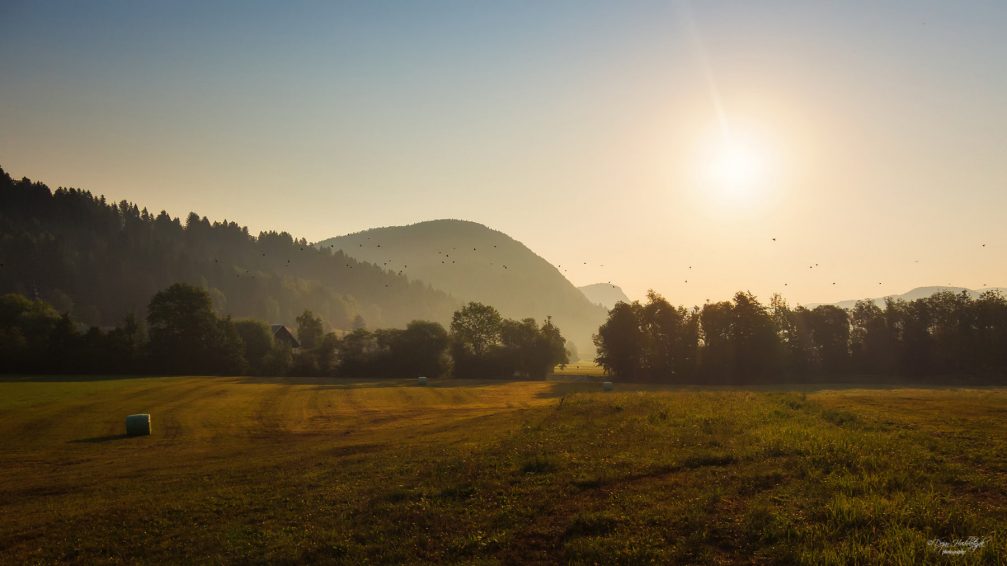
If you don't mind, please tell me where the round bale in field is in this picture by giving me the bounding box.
[603,381,614,391]
[125,413,151,436]
[418,376,428,386]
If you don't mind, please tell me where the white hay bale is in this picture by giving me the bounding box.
[602,381,614,391]
[125,413,151,436]
[417,376,428,386]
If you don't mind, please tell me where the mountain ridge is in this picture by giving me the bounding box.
[807,286,1007,310]
[578,283,630,310]
[318,219,607,356]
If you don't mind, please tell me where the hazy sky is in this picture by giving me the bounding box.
[2,1,1005,306]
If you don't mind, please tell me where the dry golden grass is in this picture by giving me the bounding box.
[1,376,1005,564]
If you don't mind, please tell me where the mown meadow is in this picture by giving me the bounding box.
[0,375,1004,564]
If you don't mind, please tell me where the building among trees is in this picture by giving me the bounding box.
[270,325,300,350]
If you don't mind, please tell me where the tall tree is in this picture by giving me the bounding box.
[147,283,245,374]
[640,291,698,382]
[532,317,570,378]
[296,310,325,350]
[594,301,644,380]
[809,305,851,375]
[450,302,504,378]
[699,300,734,383]
[396,321,450,378]
[234,319,274,374]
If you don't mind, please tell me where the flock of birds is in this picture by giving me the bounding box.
[216,233,995,299]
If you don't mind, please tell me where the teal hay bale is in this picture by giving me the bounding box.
[603,381,614,391]
[418,376,428,386]
[125,413,152,436]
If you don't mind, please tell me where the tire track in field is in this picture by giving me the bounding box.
[149,378,256,442]
[252,382,297,436]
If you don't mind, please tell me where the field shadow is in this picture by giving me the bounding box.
[536,381,676,398]
[236,375,542,390]
[236,376,413,388]
[531,380,1007,399]
[0,374,160,383]
[69,434,130,444]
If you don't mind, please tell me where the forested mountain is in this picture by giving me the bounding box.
[579,283,630,310]
[0,168,457,330]
[319,220,608,355]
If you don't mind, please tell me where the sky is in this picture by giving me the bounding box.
[2,1,1006,307]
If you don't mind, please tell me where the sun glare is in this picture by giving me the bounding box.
[707,137,769,198]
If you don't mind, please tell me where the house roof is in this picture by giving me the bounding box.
[270,325,300,348]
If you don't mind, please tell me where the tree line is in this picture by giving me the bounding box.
[0,167,457,333]
[0,283,568,379]
[594,290,1007,384]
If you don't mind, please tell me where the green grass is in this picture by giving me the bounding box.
[0,376,1004,564]
[550,362,607,378]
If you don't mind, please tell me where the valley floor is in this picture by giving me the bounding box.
[0,375,1005,564]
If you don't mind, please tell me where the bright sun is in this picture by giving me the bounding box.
[708,138,769,197]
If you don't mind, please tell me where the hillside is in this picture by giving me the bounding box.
[578,283,630,310]
[319,220,608,355]
[0,168,457,330]
[812,286,1007,310]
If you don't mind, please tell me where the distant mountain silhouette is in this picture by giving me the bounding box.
[578,283,630,310]
[809,286,1007,310]
[0,167,457,330]
[319,220,607,355]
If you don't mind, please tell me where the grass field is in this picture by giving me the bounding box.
[550,362,608,378]
[1,376,1005,564]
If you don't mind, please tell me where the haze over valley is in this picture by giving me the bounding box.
[3,2,1007,563]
